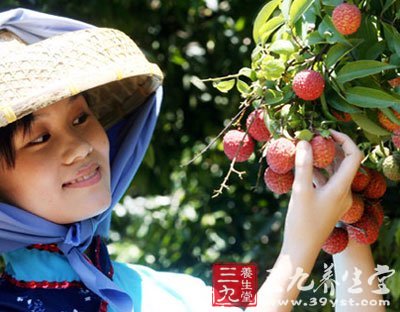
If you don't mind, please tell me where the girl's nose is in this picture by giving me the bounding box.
[62,130,94,165]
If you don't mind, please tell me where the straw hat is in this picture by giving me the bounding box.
[0,27,163,129]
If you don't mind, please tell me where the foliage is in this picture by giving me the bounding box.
[0,1,399,311]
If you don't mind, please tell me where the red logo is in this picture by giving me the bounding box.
[212,263,257,307]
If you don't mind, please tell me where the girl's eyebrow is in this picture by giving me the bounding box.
[32,94,81,120]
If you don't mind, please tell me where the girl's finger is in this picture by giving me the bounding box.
[324,130,363,192]
[293,140,314,192]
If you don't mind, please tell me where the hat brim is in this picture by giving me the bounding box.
[0,27,163,128]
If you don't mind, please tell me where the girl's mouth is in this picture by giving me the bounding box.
[63,166,101,188]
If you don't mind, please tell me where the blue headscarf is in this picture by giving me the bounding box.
[0,8,163,312]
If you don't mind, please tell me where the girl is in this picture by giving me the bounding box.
[0,8,384,312]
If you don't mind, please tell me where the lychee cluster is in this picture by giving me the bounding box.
[322,166,387,255]
[222,109,270,163]
[263,134,336,195]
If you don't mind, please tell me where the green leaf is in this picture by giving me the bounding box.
[328,94,362,113]
[264,89,284,105]
[212,79,235,93]
[260,15,285,43]
[382,22,400,55]
[236,79,250,94]
[350,113,390,136]
[337,61,397,84]
[380,108,400,126]
[252,0,281,43]
[261,58,285,80]
[305,31,325,45]
[364,41,386,60]
[143,144,155,167]
[295,129,314,141]
[269,39,295,55]
[322,0,343,5]
[390,54,400,66]
[289,0,314,26]
[238,67,256,81]
[280,0,292,21]
[382,0,397,15]
[345,87,400,108]
[325,43,354,68]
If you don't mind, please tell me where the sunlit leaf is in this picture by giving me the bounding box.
[236,79,250,94]
[212,79,236,93]
[252,0,281,43]
[260,15,285,43]
[289,0,314,26]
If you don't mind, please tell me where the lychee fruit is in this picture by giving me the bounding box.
[382,154,400,182]
[347,215,379,245]
[332,3,362,35]
[351,166,371,192]
[266,138,296,174]
[392,129,400,149]
[340,193,364,224]
[292,70,325,101]
[388,77,400,88]
[377,109,400,132]
[365,201,384,228]
[332,110,352,122]
[223,130,255,162]
[310,135,336,168]
[246,109,271,142]
[363,170,387,199]
[322,227,349,255]
[264,167,294,195]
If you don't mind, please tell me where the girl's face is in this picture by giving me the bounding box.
[0,95,111,224]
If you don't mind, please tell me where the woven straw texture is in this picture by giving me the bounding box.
[0,28,163,129]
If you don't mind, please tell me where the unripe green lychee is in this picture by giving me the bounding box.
[382,154,400,182]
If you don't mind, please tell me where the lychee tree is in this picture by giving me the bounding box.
[202,0,400,307]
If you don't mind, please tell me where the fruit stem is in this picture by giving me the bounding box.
[320,92,338,122]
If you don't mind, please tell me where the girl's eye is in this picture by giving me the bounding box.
[73,112,89,125]
[29,134,51,145]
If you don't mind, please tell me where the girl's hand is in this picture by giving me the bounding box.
[283,130,363,253]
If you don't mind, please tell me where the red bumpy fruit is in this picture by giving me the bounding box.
[246,109,271,142]
[266,138,296,174]
[332,3,362,35]
[332,110,352,122]
[264,167,294,195]
[223,130,255,162]
[322,227,349,255]
[292,70,325,101]
[310,135,336,168]
[365,201,384,228]
[377,110,400,132]
[347,215,379,245]
[392,129,400,149]
[363,170,387,199]
[351,166,371,192]
[340,193,364,224]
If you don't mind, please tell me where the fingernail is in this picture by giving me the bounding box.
[297,140,310,152]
